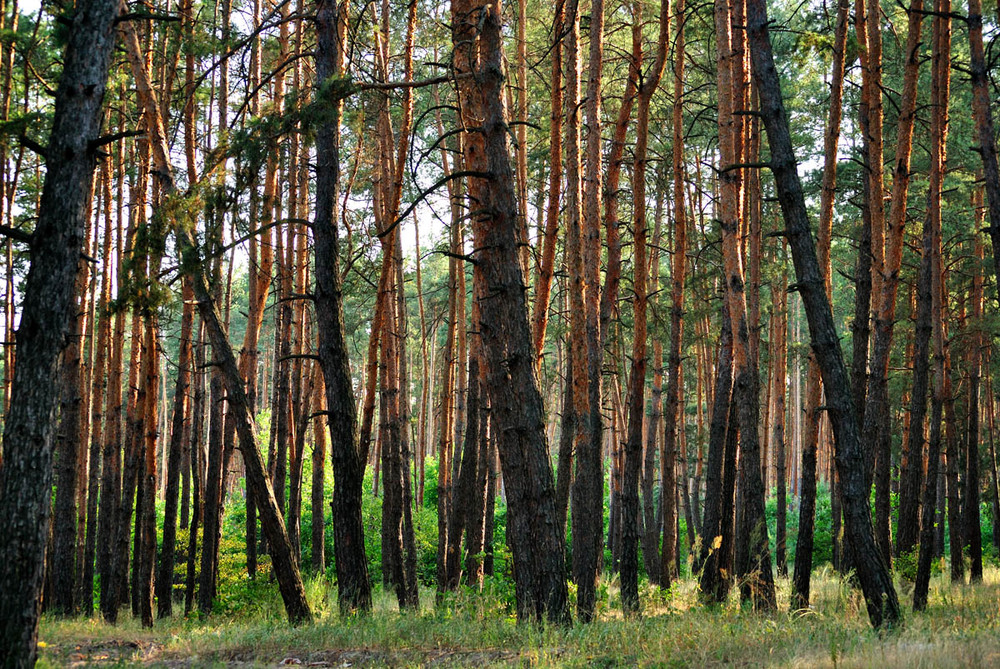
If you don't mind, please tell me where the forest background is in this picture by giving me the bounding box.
[1,0,1000,665]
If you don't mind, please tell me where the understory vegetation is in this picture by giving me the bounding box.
[38,569,1000,668]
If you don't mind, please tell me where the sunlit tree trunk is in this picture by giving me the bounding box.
[621,0,670,616]
[715,0,775,613]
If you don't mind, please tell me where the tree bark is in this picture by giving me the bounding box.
[968,0,1000,313]
[452,0,569,624]
[965,198,985,582]
[118,14,312,623]
[313,0,372,615]
[156,279,194,617]
[772,269,789,578]
[621,0,670,616]
[745,0,901,627]
[698,304,734,601]
[660,0,687,590]
[716,0,775,613]
[0,0,118,660]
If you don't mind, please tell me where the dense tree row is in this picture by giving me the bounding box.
[2,0,1000,663]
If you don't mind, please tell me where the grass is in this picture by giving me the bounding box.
[37,566,1000,667]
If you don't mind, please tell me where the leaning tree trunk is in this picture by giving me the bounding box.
[156,278,194,618]
[745,0,901,628]
[791,0,850,609]
[119,16,312,624]
[0,0,119,662]
[698,304,735,601]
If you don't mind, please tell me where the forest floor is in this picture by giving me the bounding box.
[37,566,1000,668]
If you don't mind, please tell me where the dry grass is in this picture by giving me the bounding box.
[37,567,1000,667]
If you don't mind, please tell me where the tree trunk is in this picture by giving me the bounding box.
[52,253,91,616]
[965,201,985,582]
[451,0,569,624]
[745,0,901,626]
[312,0,372,615]
[184,320,206,614]
[716,0,775,613]
[914,0,952,606]
[311,366,328,573]
[572,0,606,622]
[698,304,735,600]
[156,279,194,617]
[772,269,789,578]
[621,0,670,616]
[968,0,1000,311]
[118,15,312,623]
[0,0,118,659]
[660,0,687,590]
[530,0,563,361]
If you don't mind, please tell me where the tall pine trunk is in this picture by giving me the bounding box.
[746,0,901,626]
[0,0,119,659]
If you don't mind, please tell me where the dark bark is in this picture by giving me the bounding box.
[452,0,569,624]
[445,354,480,590]
[986,368,1000,556]
[177,243,312,623]
[851,187,872,430]
[52,271,88,616]
[311,371,328,574]
[138,315,159,628]
[106,325,144,622]
[745,0,901,626]
[772,277,788,578]
[965,242,984,582]
[465,399,490,586]
[314,0,372,615]
[83,171,114,616]
[198,256,226,615]
[0,0,118,660]
[554,349,575,537]
[945,400,964,582]
[184,321,205,614]
[967,0,1000,312]
[661,0,687,589]
[791,376,819,607]
[156,279,194,617]
[117,13,312,622]
[897,257,932,558]
[697,304,734,600]
[914,400,944,609]
[97,243,125,618]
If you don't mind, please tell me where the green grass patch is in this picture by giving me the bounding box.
[38,568,1000,667]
